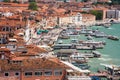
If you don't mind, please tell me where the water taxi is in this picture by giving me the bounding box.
[107,35,119,41]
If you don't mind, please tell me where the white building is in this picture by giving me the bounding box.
[24,19,31,44]
[106,10,120,20]
[59,13,83,26]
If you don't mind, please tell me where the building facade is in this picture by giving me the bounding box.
[106,10,120,20]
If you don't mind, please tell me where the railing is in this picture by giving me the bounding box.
[67,76,91,80]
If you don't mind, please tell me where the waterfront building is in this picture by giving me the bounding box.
[82,14,96,26]
[59,12,83,26]
[0,58,68,80]
[106,10,120,20]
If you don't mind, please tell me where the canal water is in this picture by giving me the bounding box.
[89,23,120,72]
[55,23,120,73]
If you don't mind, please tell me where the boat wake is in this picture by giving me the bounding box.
[102,54,110,57]
[107,27,113,29]
[98,57,112,61]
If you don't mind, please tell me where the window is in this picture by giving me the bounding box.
[78,16,81,21]
[25,72,32,76]
[35,71,42,76]
[2,28,5,31]
[6,27,9,31]
[54,71,62,76]
[13,45,15,48]
[15,72,19,76]
[44,71,52,76]
[5,72,9,76]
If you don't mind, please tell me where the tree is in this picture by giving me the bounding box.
[3,0,10,2]
[83,0,88,2]
[28,2,38,11]
[12,0,19,3]
[111,0,120,5]
[90,10,103,20]
[29,0,35,2]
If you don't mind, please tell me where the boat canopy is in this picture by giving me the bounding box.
[57,49,76,54]
[61,61,90,73]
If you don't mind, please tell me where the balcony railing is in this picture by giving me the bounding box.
[67,76,91,80]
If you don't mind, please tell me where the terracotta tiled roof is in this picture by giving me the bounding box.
[0,2,28,7]
[0,48,10,52]
[11,56,28,61]
[0,58,69,71]
[82,14,95,17]
[52,8,66,13]
[26,45,48,55]
[0,20,26,28]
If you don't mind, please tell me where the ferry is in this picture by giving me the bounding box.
[53,44,76,49]
[70,54,88,63]
[91,30,107,38]
[100,64,120,80]
[55,49,76,61]
[76,45,95,50]
[79,40,105,49]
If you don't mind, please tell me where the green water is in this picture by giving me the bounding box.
[56,23,120,72]
[89,24,120,72]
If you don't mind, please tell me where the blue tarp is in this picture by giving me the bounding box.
[91,76,100,80]
[37,29,49,35]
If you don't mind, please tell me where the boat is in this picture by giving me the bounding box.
[100,64,120,79]
[71,39,78,43]
[87,35,93,40]
[76,45,95,50]
[91,30,107,38]
[70,54,88,63]
[103,23,111,28]
[55,49,77,61]
[92,51,101,58]
[79,40,105,49]
[72,63,90,70]
[107,35,119,41]
[59,34,70,39]
[58,40,63,44]
[53,44,76,49]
